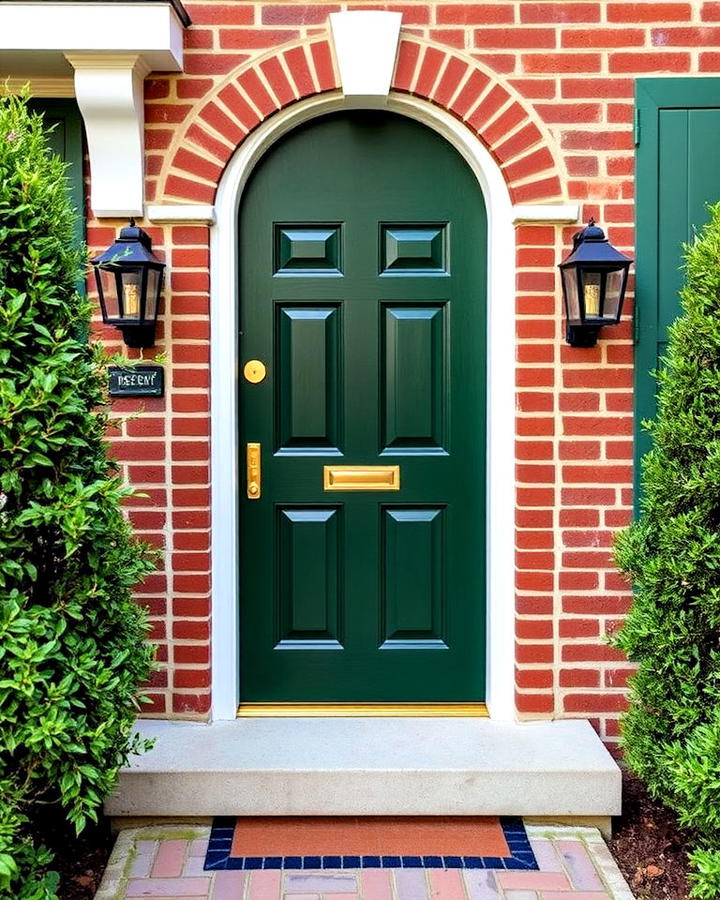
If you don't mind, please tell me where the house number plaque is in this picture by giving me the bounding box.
[108,365,165,398]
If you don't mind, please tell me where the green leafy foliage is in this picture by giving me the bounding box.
[0,93,155,896]
[690,849,720,900]
[614,201,720,897]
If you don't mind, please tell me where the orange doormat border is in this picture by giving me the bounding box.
[204,816,538,871]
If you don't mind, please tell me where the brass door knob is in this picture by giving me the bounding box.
[244,360,267,384]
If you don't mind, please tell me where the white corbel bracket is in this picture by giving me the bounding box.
[1,1,187,218]
[65,54,149,218]
[329,11,402,104]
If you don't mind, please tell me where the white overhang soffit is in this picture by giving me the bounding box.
[0,2,187,71]
[0,1,189,217]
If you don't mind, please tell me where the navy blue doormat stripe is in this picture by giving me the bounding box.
[204,817,538,871]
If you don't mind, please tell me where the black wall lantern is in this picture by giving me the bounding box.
[92,219,165,348]
[559,218,633,347]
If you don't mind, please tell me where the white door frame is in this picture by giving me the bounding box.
[209,91,517,721]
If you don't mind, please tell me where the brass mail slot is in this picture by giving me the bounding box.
[323,465,400,491]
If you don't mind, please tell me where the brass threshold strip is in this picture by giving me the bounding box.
[237,703,489,718]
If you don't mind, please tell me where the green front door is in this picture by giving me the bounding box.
[635,80,720,480]
[239,111,487,704]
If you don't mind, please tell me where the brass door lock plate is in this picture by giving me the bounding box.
[247,442,261,499]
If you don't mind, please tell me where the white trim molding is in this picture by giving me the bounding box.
[210,92,517,723]
[147,205,216,225]
[329,12,402,102]
[1,78,76,98]
[66,54,150,218]
[513,204,580,224]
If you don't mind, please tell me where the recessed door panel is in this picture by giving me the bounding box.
[276,507,342,649]
[274,224,343,276]
[381,507,446,648]
[380,224,449,275]
[276,305,341,454]
[240,111,487,703]
[382,304,447,453]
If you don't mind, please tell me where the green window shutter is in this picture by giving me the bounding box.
[634,78,720,508]
[28,99,85,248]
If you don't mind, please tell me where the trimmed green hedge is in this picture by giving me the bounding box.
[614,201,720,899]
[0,93,155,896]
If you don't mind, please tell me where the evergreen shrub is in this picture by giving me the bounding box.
[614,201,720,898]
[0,93,155,897]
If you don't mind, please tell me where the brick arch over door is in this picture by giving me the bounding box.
[158,35,564,206]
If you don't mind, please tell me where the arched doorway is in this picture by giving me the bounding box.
[209,94,515,720]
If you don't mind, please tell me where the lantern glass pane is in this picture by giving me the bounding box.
[604,269,624,322]
[562,268,581,324]
[581,270,602,319]
[145,268,160,320]
[97,268,121,321]
[120,270,142,321]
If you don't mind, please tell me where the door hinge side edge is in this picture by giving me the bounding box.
[634,107,641,147]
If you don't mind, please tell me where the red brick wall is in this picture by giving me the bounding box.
[87,0,720,745]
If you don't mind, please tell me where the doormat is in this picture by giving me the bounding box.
[204,816,538,871]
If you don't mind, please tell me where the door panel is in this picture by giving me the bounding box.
[277,507,342,648]
[381,507,446,647]
[635,83,720,479]
[239,111,487,703]
[382,304,447,452]
[276,305,341,453]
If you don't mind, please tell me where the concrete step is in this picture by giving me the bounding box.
[106,717,621,827]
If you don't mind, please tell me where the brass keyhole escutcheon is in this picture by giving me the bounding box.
[244,359,267,384]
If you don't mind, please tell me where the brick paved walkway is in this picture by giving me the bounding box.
[95,824,634,900]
